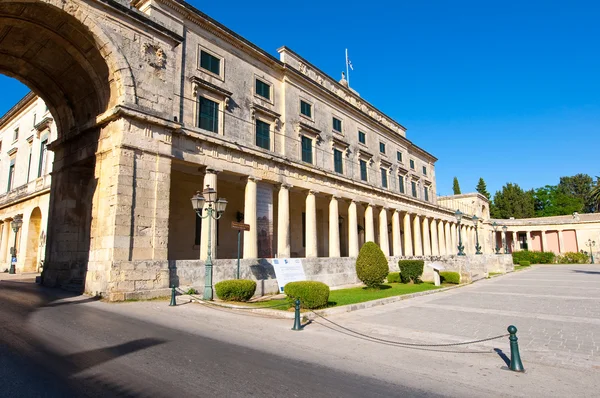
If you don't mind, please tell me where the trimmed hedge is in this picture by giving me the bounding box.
[214,279,256,302]
[518,261,530,267]
[387,272,401,283]
[355,242,389,288]
[512,251,556,265]
[440,271,460,284]
[557,252,589,264]
[398,260,424,284]
[284,281,330,309]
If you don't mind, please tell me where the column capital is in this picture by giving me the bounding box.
[308,189,319,195]
[247,176,262,182]
[331,194,341,200]
[279,183,293,189]
[204,167,221,175]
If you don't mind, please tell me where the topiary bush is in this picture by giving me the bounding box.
[440,271,460,284]
[398,260,424,284]
[512,251,556,264]
[214,279,257,302]
[355,242,389,288]
[557,252,589,264]
[387,272,401,283]
[518,261,530,267]
[284,281,330,309]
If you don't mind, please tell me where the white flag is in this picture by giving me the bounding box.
[347,59,354,71]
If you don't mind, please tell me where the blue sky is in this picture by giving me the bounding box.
[1,0,598,196]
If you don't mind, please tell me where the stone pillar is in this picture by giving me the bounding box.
[242,177,260,259]
[558,230,564,253]
[403,212,413,256]
[512,231,518,252]
[422,217,431,256]
[392,210,402,256]
[526,231,533,251]
[0,220,11,265]
[277,184,291,258]
[365,204,375,243]
[348,200,359,257]
[329,196,340,258]
[452,223,458,254]
[378,207,389,256]
[200,170,219,261]
[413,215,422,256]
[541,230,548,252]
[305,191,318,258]
[438,221,447,255]
[430,219,439,255]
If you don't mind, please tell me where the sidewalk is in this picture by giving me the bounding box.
[0,272,39,281]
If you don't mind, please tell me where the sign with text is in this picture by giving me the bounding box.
[270,258,306,293]
[231,222,250,231]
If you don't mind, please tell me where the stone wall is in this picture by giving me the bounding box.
[106,254,514,300]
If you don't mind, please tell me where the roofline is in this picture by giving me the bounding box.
[0,91,37,130]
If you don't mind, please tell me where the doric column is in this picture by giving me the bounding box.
[430,218,439,255]
[444,221,451,255]
[439,221,447,255]
[305,190,318,258]
[392,210,402,256]
[512,231,518,252]
[242,176,259,259]
[365,204,375,243]
[348,200,359,257]
[558,230,565,253]
[413,214,422,255]
[277,184,291,258]
[378,207,390,256]
[541,230,548,252]
[422,216,431,255]
[329,195,340,258]
[452,223,458,254]
[201,169,219,261]
[526,231,533,251]
[403,212,413,256]
[0,220,11,265]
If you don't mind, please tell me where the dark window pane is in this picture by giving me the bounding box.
[423,166,427,175]
[397,151,402,162]
[301,136,313,163]
[379,142,385,153]
[256,120,270,150]
[411,181,417,197]
[200,51,221,75]
[198,97,219,133]
[333,117,342,132]
[381,168,388,188]
[424,187,429,201]
[399,176,405,193]
[410,159,415,169]
[360,160,367,181]
[358,131,366,144]
[256,79,271,100]
[334,149,343,174]
[300,101,312,117]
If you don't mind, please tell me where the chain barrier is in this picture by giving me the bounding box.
[174,287,290,310]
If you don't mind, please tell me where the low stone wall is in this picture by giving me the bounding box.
[104,254,514,301]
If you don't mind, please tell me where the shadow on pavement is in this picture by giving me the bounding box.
[494,348,510,367]
[572,269,600,275]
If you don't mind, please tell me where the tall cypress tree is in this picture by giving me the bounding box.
[453,177,461,195]
[476,177,491,200]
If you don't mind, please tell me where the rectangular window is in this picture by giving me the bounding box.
[360,159,368,182]
[38,139,48,177]
[255,119,270,150]
[332,117,342,133]
[397,151,402,162]
[423,166,427,175]
[301,136,313,164]
[424,186,429,201]
[379,142,386,154]
[411,181,417,198]
[13,127,19,141]
[200,50,221,75]
[300,100,312,118]
[255,79,271,100]
[7,158,15,192]
[381,168,388,188]
[333,148,343,174]
[198,97,219,133]
[358,131,366,144]
[399,175,405,194]
[410,159,415,169]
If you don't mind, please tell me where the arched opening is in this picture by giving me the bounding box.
[24,207,42,272]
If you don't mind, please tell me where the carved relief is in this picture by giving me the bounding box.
[143,43,167,69]
[299,62,308,74]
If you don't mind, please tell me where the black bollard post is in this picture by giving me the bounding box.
[507,325,525,372]
[169,286,177,307]
[291,299,302,331]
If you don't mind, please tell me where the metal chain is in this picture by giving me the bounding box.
[174,288,290,310]
[310,310,509,347]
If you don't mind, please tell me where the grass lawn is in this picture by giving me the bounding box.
[488,272,502,277]
[327,282,441,307]
[513,265,530,271]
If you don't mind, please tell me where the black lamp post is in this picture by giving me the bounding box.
[455,209,465,256]
[9,214,23,274]
[502,225,508,254]
[585,239,596,264]
[492,222,500,254]
[473,216,482,254]
[191,185,228,300]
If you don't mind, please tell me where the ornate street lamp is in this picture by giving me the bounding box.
[9,214,23,274]
[473,216,482,254]
[191,185,228,300]
[492,222,500,254]
[455,209,465,256]
[502,225,508,254]
[585,239,596,264]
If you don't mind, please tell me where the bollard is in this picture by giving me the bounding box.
[291,299,303,331]
[169,286,177,307]
[507,325,525,372]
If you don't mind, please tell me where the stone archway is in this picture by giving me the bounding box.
[24,207,42,272]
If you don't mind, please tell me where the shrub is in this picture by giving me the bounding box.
[512,250,556,264]
[355,242,389,288]
[387,272,401,283]
[185,288,198,295]
[440,271,460,284]
[214,279,257,302]
[284,281,330,309]
[518,261,530,267]
[557,252,589,264]
[398,260,424,284]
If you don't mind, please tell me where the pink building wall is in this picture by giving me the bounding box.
[563,230,578,252]
[545,231,560,253]
[530,231,543,251]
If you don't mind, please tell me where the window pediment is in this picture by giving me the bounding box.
[7,147,18,156]
[295,121,321,139]
[191,76,232,109]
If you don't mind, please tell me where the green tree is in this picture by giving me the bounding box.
[490,183,535,219]
[476,177,491,200]
[590,176,600,212]
[452,177,461,195]
[558,174,595,213]
[533,185,584,217]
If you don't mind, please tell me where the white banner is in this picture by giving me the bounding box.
[269,258,306,293]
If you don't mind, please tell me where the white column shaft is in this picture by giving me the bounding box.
[277,185,290,258]
[413,215,423,256]
[200,171,218,261]
[329,196,340,257]
[305,191,318,258]
[242,177,258,259]
[379,208,389,256]
[430,219,439,255]
[422,217,431,256]
[403,213,413,256]
[365,205,375,243]
[348,201,359,257]
[392,211,402,256]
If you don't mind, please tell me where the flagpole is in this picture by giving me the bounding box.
[345,48,350,87]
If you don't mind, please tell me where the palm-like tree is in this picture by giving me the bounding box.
[591,176,600,212]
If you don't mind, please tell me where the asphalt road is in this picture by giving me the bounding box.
[0,278,439,398]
